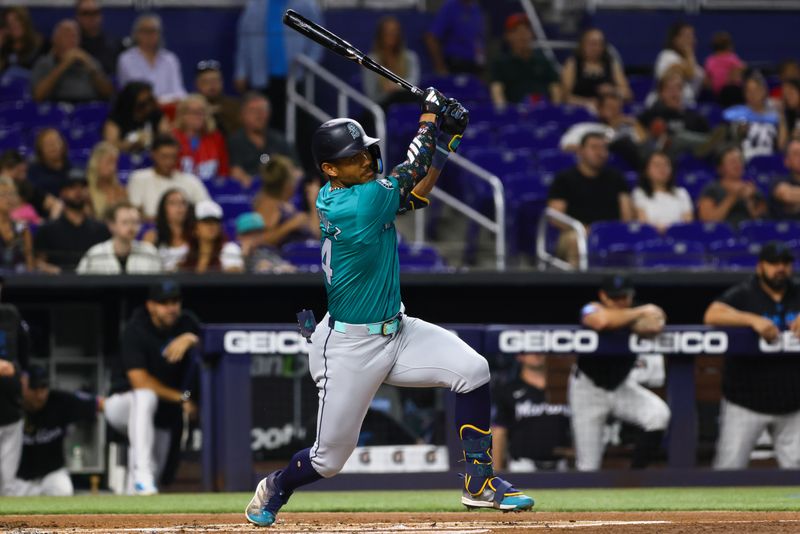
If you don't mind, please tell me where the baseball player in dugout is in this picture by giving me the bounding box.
[572,274,671,471]
[704,241,800,469]
[11,365,103,496]
[245,87,534,527]
[104,280,200,495]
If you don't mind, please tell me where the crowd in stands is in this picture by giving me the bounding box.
[0,1,799,273]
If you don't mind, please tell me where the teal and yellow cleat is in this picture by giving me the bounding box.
[245,471,290,527]
[461,476,535,511]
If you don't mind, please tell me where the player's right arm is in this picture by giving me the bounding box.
[704,300,779,342]
[581,302,664,331]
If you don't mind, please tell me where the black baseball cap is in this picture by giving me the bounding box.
[147,279,181,302]
[60,167,88,190]
[759,241,795,264]
[27,364,49,389]
[601,274,634,298]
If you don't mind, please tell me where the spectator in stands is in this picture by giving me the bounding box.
[561,91,645,169]
[77,201,162,274]
[547,132,632,267]
[127,134,210,220]
[770,139,800,220]
[574,275,671,471]
[76,0,123,76]
[698,145,766,227]
[28,129,71,198]
[31,19,113,103]
[0,150,61,224]
[489,13,560,108]
[228,93,299,188]
[0,7,45,72]
[104,81,170,154]
[363,16,420,108]
[424,0,486,76]
[0,176,32,273]
[194,59,240,136]
[254,154,320,248]
[104,280,200,495]
[178,200,243,273]
[172,94,229,182]
[11,365,102,496]
[770,60,800,101]
[632,151,693,233]
[704,242,800,469]
[492,353,571,472]
[724,72,779,161]
[638,71,715,161]
[142,189,194,272]
[117,14,186,104]
[86,141,126,219]
[234,0,324,132]
[703,31,745,108]
[652,21,704,107]
[34,171,109,273]
[235,212,295,274]
[778,78,800,151]
[561,28,632,110]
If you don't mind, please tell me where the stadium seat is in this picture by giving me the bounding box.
[0,128,23,152]
[665,221,735,245]
[738,220,800,243]
[281,240,320,272]
[71,102,110,128]
[0,77,30,102]
[678,170,715,200]
[398,243,447,272]
[588,222,660,267]
[747,153,785,175]
[708,238,761,269]
[627,76,653,102]
[634,239,707,269]
[419,75,489,104]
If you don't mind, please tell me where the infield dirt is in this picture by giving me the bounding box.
[3,511,800,533]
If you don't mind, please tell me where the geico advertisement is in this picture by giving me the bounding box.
[223,330,309,354]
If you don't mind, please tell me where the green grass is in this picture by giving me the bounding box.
[1,487,799,515]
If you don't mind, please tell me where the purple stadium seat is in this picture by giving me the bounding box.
[634,239,707,269]
[71,102,110,128]
[67,126,101,151]
[708,238,761,269]
[281,240,320,271]
[738,220,800,243]
[0,128,23,152]
[678,170,715,200]
[420,75,489,104]
[588,222,661,267]
[697,102,723,127]
[665,221,735,245]
[398,243,447,272]
[0,77,30,102]
[627,76,653,102]
[536,150,575,173]
[747,153,786,175]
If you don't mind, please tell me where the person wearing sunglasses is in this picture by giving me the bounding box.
[75,0,122,76]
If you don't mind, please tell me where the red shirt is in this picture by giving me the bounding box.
[173,129,230,181]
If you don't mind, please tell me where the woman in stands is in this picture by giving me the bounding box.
[561,28,631,110]
[28,128,71,197]
[778,78,800,150]
[698,145,766,226]
[86,141,126,218]
[143,188,194,271]
[363,16,420,107]
[253,154,320,249]
[0,7,45,72]
[103,81,170,153]
[0,176,33,272]
[723,72,779,161]
[632,151,693,233]
[178,199,243,273]
[653,22,704,107]
[0,150,61,224]
[171,94,229,182]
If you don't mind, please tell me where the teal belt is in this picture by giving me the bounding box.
[328,314,402,336]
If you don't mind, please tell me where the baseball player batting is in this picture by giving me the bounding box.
[245,88,534,527]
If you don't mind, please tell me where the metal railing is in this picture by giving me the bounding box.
[286,54,507,271]
[536,207,588,271]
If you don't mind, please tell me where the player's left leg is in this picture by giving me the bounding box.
[771,408,800,468]
[385,316,534,511]
[41,468,74,496]
[611,378,671,468]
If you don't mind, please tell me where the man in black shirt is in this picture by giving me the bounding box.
[104,281,200,495]
[547,132,632,267]
[76,0,123,76]
[34,171,109,273]
[571,274,671,471]
[10,365,101,496]
[704,241,800,469]
[492,353,571,472]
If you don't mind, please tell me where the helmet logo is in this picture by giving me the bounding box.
[347,123,361,139]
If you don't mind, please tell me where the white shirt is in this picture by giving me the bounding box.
[631,186,693,228]
[127,168,210,219]
[77,239,163,274]
[158,243,189,272]
[116,47,187,103]
[220,242,244,271]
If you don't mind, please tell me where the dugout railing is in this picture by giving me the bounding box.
[199,323,800,492]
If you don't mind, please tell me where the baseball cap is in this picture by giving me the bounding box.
[196,59,221,74]
[60,167,88,190]
[759,241,795,264]
[235,212,266,235]
[148,279,181,303]
[504,13,530,31]
[27,364,49,389]
[195,199,223,221]
[601,274,634,298]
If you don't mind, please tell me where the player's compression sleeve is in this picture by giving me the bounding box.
[388,121,437,203]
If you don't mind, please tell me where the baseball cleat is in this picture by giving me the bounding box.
[461,476,534,511]
[132,481,158,496]
[245,471,290,527]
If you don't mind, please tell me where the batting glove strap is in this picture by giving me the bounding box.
[397,191,430,215]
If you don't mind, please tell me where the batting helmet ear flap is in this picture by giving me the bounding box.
[368,144,383,174]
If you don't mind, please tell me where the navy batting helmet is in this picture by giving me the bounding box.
[311,118,383,174]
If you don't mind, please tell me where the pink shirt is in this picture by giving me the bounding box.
[704,51,744,94]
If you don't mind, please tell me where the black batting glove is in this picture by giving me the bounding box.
[420,87,448,118]
[438,99,469,153]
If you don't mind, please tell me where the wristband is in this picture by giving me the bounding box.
[431,144,449,171]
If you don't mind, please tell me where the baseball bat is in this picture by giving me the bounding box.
[283,9,425,98]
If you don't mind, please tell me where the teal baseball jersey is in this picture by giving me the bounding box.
[316,121,437,324]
